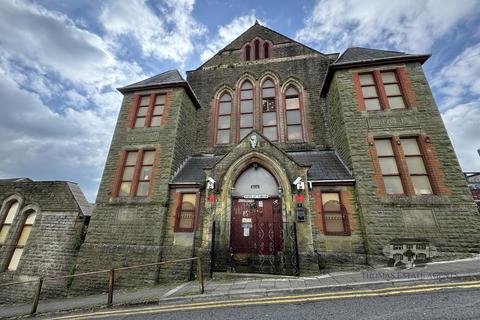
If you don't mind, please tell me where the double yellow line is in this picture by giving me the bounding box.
[50,280,480,319]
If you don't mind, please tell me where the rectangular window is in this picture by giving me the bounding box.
[117,149,156,197]
[321,192,350,235]
[374,139,404,194]
[175,193,198,232]
[133,94,166,128]
[359,73,381,111]
[381,71,405,109]
[401,137,433,195]
[359,70,407,111]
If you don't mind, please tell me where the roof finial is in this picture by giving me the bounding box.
[255,19,260,25]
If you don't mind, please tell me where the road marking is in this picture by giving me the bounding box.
[48,280,480,320]
[161,282,189,298]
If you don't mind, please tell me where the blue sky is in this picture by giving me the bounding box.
[0,0,479,202]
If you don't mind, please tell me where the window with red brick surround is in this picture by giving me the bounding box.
[263,43,270,59]
[358,69,408,111]
[320,192,350,236]
[174,193,200,232]
[129,93,168,128]
[239,80,254,140]
[261,79,278,141]
[114,149,156,197]
[284,86,304,141]
[216,92,232,144]
[373,137,434,196]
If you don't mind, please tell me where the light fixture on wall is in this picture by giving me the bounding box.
[425,136,431,143]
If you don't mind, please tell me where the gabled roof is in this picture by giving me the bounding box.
[118,70,185,92]
[336,47,415,64]
[117,69,201,108]
[198,22,326,69]
[0,177,32,183]
[171,151,354,184]
[321,47,431,97]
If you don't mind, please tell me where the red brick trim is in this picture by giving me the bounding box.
[367,136,387,196]
[319,191,351,236]
[396,67,417,108]
[144,93,155,127]
[111,149,127,197]
[162,92,172,126]
[130,149,144,197]
[127,95,140,128]
[352,73,366,112]
[148,149,161,198]
[417,134,450,195]
[173,192,199,233]
[392,136,415,196]
[373,70,389,110]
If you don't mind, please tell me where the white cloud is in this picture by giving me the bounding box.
[296,0,478,53]
[200,14,259,62]
[442,103,480,171]
[432,43,480,109]
[100,0,205,64]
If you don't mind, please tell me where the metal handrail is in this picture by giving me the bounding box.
[0,256,205,315]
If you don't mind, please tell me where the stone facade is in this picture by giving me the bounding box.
[0,180,90,304]
[67,23,480,290]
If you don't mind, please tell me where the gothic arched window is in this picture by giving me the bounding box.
[7,210,36,271]
[261,79,277,141]
[263,43,270,59]
[216,92,232,144]
[285,86,303,141]
[239,81,254,140]
[254,40,260,60]
[0,201,19,246]
[245,44,251,61]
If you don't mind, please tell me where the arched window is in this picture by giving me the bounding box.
[285,86,303,141]
[254,40,260,60]
[263,43,270,59]
[245,45,251,61]
[239,81,254,140]
[262,79,277,141]
[216,92,232,144]
[7,210,36,271]
[0,201,19,246]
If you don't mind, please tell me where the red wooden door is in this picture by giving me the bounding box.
[231,198,283,255]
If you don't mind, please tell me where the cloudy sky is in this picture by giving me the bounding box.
[0,0,479,201]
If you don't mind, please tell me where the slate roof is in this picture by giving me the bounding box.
[335,47,412,65]
[118,70,185,91]
[289,151,354,181]
[172,156,222,184]
[67,182,93,216]
[171,151,353,184]
[0,178,32,182]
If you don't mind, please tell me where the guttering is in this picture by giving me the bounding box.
[308,179,356,186]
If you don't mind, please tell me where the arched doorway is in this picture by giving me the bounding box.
[230,164,284,263]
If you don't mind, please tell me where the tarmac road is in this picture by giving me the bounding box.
[46,280,480,320]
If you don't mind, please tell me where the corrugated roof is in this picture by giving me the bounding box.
[171,151,353,184]
[118,70,185,91]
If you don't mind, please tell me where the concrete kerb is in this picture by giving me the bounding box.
[5,271,480,319]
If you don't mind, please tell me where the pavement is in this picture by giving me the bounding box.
[1,256,479,319]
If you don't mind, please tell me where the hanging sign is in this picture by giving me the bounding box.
[207,194,216,202]
[243,194,269,199]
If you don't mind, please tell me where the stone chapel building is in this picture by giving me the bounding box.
[2,23,478,295]
[73,23,480,285]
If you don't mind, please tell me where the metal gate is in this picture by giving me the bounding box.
[210,202,299,276]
